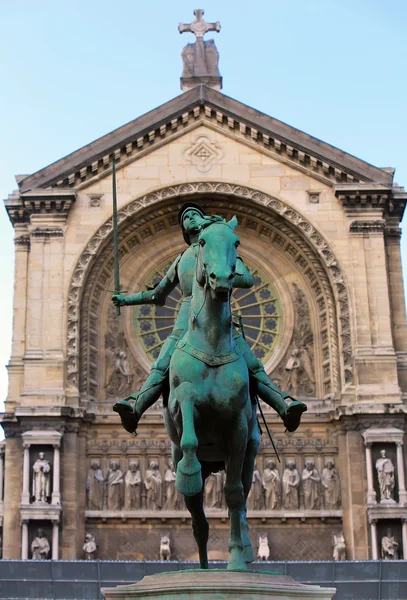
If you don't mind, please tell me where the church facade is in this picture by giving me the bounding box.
[2,13,407,562]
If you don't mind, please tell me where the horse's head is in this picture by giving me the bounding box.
[197,216,240,302]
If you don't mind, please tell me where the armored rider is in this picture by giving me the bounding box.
[112,202,307,434]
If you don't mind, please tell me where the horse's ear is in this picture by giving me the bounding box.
[227,215,238,231]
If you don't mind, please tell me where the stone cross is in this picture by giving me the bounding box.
[178,9,221,40]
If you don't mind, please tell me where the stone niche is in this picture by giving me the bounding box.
[20,430,62,560]
[362,427,407,559]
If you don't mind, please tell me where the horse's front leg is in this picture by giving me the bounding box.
[224,413,249,571]
[172,443,209,569]
[173,382,202,496]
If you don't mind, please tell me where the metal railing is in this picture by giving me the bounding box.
[0,559,405,600]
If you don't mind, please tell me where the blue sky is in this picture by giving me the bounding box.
[0,0,406,414]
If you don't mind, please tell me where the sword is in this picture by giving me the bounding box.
[109,156,124,316]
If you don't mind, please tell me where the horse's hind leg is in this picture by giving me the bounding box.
[184,486,209,569]
[241,417,261,564]
[173,382,202,496]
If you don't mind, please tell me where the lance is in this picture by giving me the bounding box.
[112,155,121,316]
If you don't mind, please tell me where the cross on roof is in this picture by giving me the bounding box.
[179,9,221,40]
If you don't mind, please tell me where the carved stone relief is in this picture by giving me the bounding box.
[301,459,320,510]
[272,284,316,397]
[105,306,146,400]
[321,460,341,509]
[85,445,340,514]
[282,460,300,510]
[184,135,223,173]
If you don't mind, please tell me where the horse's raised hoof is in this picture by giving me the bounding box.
[227,549,249,571]
[283,400,307,433]
[176,458,202,496]
[113,401,139,435]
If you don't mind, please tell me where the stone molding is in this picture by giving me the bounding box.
[66,182,353,396]
[362,427,405,446]
[16,86,394,196]
[29,227,65,241]
[85,508,342,521]
[349,220,385,235]
[5,189,76,227]
[22,429,62,447]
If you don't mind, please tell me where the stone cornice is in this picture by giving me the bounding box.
[14,86,393,195]
[335,183,406,221]
[4,188,76,227]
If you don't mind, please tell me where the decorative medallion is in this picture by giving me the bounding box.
[134,256,282,364]
[184,135,223,172]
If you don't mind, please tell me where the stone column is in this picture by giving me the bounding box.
[21,521,29,560]
[364,444,377,505]
[0,448,4,502]
[52,445,61,505]
[61,427,80,558]
[338,429,370,559]
[396,442,407,504]
[3,435,23,558]
[402,521,407,560]
[370,520,378,560]
[7,228,30,411]
[52,522,59,560]
[21,443,30,505]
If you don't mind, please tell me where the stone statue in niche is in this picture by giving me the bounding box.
[32,452,51,503]
[271,284,316,397]
[262,459,281,510]
[105,307,146,400]
[145,460,162,510]
[302,459,320,510]
[164,459,181,511]
[87,459,105,510]
[160,535,171,560]
[257,534,270,561]
[31,528,50,560]
[332,532,346,560]
[124,460,142,510]
[106,460,124,510]
[321,459,341,509]
[247,464,262,511]
[283,460,300,509]
[375,449,396,503]
[83,533,97,560]
[381,529,399,560]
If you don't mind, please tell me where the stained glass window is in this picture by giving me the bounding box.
[134,256,282,364]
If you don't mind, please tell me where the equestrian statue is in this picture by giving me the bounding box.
[112,202,307,570]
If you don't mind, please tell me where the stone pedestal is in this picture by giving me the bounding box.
[101,570,336,599]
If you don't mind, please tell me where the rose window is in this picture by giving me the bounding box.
[134,256,282,364]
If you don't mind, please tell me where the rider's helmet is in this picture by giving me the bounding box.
[178,202,206,245]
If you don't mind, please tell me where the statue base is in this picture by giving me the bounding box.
[101,569,336,599]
